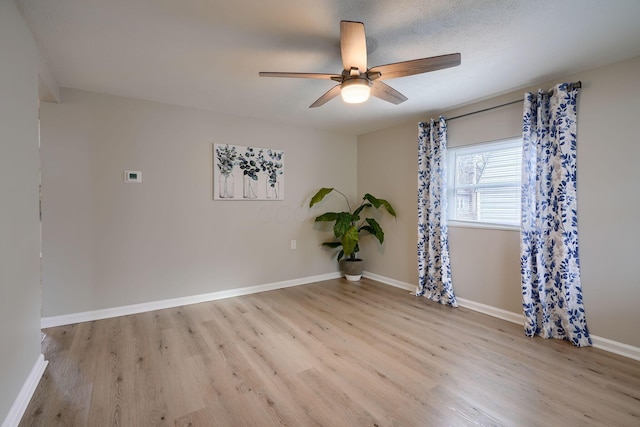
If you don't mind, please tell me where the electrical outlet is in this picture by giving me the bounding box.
[290,240,296,250]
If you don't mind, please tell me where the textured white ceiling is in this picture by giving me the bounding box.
[17,0,640,135]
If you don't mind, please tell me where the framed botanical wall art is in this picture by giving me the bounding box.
[213,143,285,200]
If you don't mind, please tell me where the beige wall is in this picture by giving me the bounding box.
[358,55,640,348]
[40,89,356,316]
[446,97,523,313]
[0,0,43,421]
[576,56,640,346]
[356,123,419,283]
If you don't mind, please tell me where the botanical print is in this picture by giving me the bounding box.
[213,143,284,200]
[238,146,261,199]
[260,149,284,199]
[416,117,458,306]
[215,144,238,198]
[521,83,591,347]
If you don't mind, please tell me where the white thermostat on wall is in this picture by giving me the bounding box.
[124,170,142,183]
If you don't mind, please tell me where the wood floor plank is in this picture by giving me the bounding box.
[19,278,640,426]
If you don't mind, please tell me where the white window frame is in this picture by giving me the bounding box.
[447,137,522,231]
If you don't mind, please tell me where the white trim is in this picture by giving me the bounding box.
[364,272,640,362]
[447,220,520,232]
[455,297,524,325]
[591,335,640,362]
[362,271,415,292]
[2,354,48,427]
[41,272,341,328]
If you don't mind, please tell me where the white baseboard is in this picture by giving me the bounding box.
[41,272,341,328]
[40,270,640,362]
[362,271,415,292]
[364,271,640,362]
[2,354,47,427]
[455,297,525,325]
[590,335,640,361]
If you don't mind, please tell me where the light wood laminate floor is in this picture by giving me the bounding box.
[20,278,640,426]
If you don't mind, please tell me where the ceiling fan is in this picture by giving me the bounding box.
[259,20,461,108]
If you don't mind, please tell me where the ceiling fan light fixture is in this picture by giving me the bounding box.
[341,78,371,104]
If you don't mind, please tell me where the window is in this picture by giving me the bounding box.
[447,138,522,228]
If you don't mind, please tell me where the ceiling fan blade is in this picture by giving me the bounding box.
[368,53,461,81]
[259,72,341,80]
[309,84,342,108]
[370,81,408,105]
[340,21,367,73]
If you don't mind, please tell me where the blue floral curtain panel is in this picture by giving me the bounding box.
[521,83,591,347]
[416,118,457,306]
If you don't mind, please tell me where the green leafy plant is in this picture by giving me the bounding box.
[309,188,396,261]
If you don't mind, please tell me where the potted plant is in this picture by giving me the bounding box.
[309,188,396,281]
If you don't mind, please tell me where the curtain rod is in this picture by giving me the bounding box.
[446,99,523,122]
[446,81,582,122]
